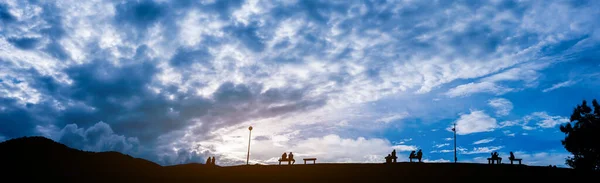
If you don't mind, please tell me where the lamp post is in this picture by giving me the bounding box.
[453,123,457,163]
[247,126,253,165]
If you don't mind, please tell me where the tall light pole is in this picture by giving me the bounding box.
[246,126,253,165]
[453,123,457,163]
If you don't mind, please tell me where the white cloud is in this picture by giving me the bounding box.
[472,138,495,145]
[445,82,513,98]
[446,63,545,98]
[524,112,570,128]
[488,98,513,116]
[542,80,575,92]
[499,120,521,128]
[461,146,504,154]
[450,110,498,135]
[444,138,453,141]
[376,112,409,123]
[503,130,515,137]
[434,143,450,148]
[430,149,454,153]
[498,111,569,130]
[423,158,450,163]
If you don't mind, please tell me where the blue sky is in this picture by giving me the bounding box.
[0,0,599,167]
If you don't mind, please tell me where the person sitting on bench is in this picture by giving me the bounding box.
[508,151,522,164]
[281,152,287,161]
[288,152,296,164]
[385,154,392,164]
[488,152,502,164]
[409,150,422,162]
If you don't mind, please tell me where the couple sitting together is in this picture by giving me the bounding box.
[280,152,295,164]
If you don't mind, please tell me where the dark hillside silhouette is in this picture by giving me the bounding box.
[0,136,164,181]
[0,136,595,182]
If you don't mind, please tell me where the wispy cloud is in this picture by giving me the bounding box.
[434,143,450,148]
[461,146,504,155]
[376,112,409,123]
[446,82,514,98]
[488,98,513,116]
[543,80,575,92]
[472,138,495,145]
[525,112,570,128]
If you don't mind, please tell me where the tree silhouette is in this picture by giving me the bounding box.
[559,99,600,171]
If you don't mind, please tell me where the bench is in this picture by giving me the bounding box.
[487,157,502,164]
[303,158,317,164]
[278,158,295,165]
[409,155,422,162]
[509,158,522,165]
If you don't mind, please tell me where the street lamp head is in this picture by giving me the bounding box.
[249,126,253,131]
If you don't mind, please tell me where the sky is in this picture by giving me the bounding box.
[1,0,599,167]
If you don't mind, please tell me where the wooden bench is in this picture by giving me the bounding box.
[509,158,522,165]
[487,157,502,164]
[278,158,295,165]
[303,158,317,164]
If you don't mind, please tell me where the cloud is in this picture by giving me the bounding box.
[542,80,575,92]
[498,111,568,130]
[37,122,140,154]
[253,135,271,141]
[434,143,450,148]
[488,98,513,116]
[423,158,450,163]
[376,112,409,123]
[446,63,545,97]
[503,130,515,137]
[444,138,453,141]
[461,146,504,155]
[524,112,570,128]
[472,138,495,145]
[450,110,498,135]
[446,82,513,98]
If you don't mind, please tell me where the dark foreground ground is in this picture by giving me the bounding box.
[0,137,596,182]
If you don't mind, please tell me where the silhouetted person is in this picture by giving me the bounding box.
[289,152,295,164]
[509,152,515,160]
[211,156,216,165]
[416,149,423,162]
[491,152,501,164]
[282,152,288,161]
[206,157,212,165]
[385,154,392,164]
[409,150,416,162]
[391,149,397,163]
